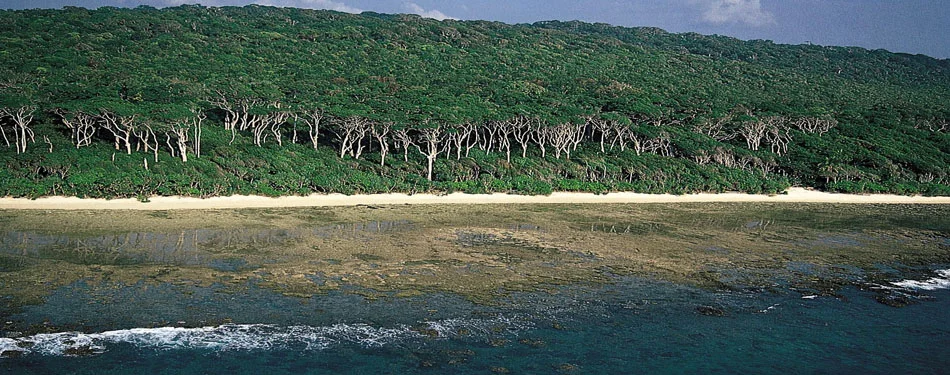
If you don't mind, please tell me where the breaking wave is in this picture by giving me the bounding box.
[891,269,950,291]
[1,315,532,357]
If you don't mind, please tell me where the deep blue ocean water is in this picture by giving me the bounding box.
[3,271,949,374]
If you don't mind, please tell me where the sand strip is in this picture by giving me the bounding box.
[1,188,949,210]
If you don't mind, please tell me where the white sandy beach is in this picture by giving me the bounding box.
[0,187,949,210]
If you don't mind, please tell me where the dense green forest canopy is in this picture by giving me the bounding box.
[0,5,948,198]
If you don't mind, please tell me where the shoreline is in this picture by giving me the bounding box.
[1,187,950,210]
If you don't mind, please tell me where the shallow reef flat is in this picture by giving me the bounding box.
[0,203,947,318]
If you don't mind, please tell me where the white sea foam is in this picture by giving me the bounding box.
[757,303,781,313]
[424,314,533,338]
[0,338,27,356]
[0,315,529,358]
[891,269,950,291]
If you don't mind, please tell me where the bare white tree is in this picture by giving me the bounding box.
[739,119,768,151]
[164,121,193,162]
[610,125,632,153]
[445,122,477,160]
[765,116,792,156]
[190,109,205,158]
[626,128,646,155]
[414,126,444,181]
[588,116,612,153]
[371,122,392,167]
[98,110,136,154]
[531,122,549,158]
[0,106,35,154]
[491,120,514,163]
[795,116,837,136]
[693,114,736,141]
[393,128,413,162]
[712,147,736,168]
[296,109,324,151]
[479,120,498,153]
[333,116,371,159]
[511,116,534,158]
[54,109,98,148]
[133,123,160,163]
[644,131,673,157]
[547,123,583,159]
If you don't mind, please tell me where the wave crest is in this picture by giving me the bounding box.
[891,269,950,291]
[1,314,531,358]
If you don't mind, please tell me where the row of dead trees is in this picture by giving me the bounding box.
[692,147,781,176]
[692,112,838,156]
[0,102,840,181]
[12,101,945,184]
[0,105,207,166]
[50,108,205,166]
[211,99,685,180]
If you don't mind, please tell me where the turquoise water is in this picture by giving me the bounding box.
[3,272,949,374]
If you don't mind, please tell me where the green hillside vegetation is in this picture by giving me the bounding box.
[0,5,948,199]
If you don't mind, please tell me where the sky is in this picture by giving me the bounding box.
[1,0,948,59]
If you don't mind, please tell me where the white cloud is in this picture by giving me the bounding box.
[698,0,775,27]
[258,0,362,13]
[292,0,362,13]
[403,2,455,20]
[160,0,362,13]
